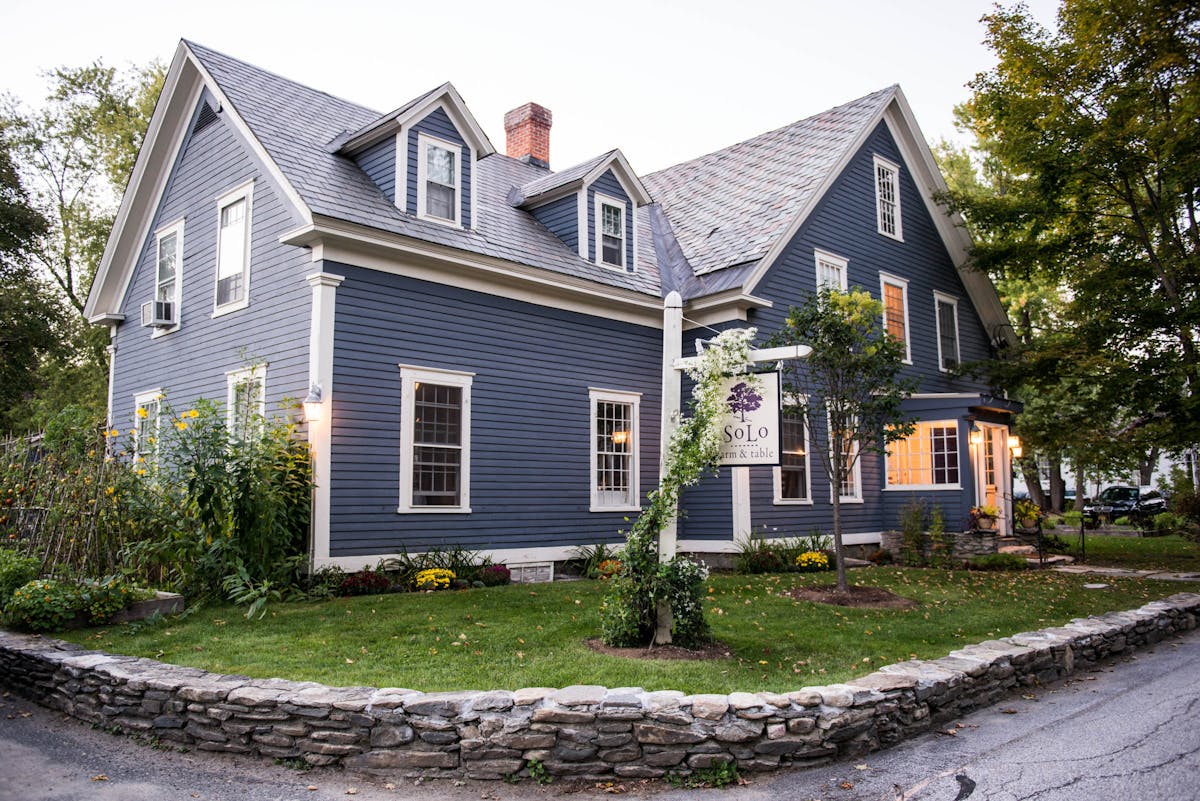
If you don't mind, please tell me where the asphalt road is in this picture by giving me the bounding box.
[1,630,1197,801]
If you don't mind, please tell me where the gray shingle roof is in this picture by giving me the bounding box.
[186,42,660,298]
[642,87,896,277]
[517,151,615,204]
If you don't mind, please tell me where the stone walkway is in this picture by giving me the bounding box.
[1052,564,1200,582]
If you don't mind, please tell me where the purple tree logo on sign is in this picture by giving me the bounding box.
[726,381,763,423]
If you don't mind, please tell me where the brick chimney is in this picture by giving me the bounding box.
[504,102,552,169]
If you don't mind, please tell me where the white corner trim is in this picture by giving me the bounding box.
[306,271,340,564]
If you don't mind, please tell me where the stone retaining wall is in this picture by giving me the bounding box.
[2,593,1198,782]
[880,530,998,561]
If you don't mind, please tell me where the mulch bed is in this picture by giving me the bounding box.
[783,584,918,609]
[584,638,733,661]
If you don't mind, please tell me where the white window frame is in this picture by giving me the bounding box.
[133,388,163,467]
[874,154,903,240]
[934,291,961,372]
[814,249,849,293]
[879,272,912,363]
[416,133,462,226]
[827,411,863,504]
[594,193,626,271]
[226,364,267,439]
[589,388,641,512]
[773,397,811,505]
[398,365,473,513]
[213,181,253,316]
[884,420,962,490]
[151,219,184,336]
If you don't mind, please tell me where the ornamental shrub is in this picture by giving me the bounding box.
[414,568,455,591]
[338,568,391,596]
[595,559,623,580]
[795,550,830,572]
[80,575,136,625]
[5,579,84,631]
[0,549,40,606]
[477,564,511,586]
[968,553,1027,572]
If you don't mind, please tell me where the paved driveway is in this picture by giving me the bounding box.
[2,630,1198,800]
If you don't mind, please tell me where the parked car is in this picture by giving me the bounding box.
[1081,486,1168,528]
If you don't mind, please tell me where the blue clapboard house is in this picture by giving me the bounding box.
[84,41,1020,573]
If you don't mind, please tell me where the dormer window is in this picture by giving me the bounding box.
[596,194,625,270]
[418,134,461,225]
[874,155,902,240]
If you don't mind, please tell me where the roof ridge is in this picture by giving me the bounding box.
[182,39,381,118]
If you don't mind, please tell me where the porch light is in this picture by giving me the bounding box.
[611,430,630,446]
[303,383,324,422]
[969,423,983,447]
[1009,435,1022,459]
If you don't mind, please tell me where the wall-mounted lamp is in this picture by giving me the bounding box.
[1009,435,1022,459]
[969,423,984,447]
[611,430,630,446]
[303,383,324,422]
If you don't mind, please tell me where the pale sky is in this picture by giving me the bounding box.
[1,0,1061,174]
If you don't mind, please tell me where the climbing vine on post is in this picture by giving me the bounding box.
[600,328,758,648]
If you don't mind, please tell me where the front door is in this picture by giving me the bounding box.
[974,423,1011,533]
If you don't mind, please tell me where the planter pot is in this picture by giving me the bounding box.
[976,517,997,531]
[1019,517,1040,530]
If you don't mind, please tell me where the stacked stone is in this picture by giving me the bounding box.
[879,530,998,561]
[1,592,1197,782]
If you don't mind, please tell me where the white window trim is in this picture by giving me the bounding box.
[589,387,641,512]
[814,249,849,293]
[874,154,903,241]
[212,180,254,317]
[827,411,863,504]
[151,219,184,337]
[225,364,267,435]
[879,272,912,364]
[398,365,473,513]
[416,132,462,227]
[132,388,164,465]
[773,400,812,505]
[933,291,961,373]
[594,192,627,272]
[883,419,963,491]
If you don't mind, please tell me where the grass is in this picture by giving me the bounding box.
[1066,533,1200,572]
[60,560,1199,695]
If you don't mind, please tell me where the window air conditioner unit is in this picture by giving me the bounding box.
[141,300,175,328]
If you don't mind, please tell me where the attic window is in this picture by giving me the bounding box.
[596,194,626,270]
[874,155,903,240]
[418,134,461,225]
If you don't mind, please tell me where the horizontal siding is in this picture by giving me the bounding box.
[355,136,396,204]
[404,107,471,227]
[111,91,312,433]
[530,194,578,254]
[327,263,662,556]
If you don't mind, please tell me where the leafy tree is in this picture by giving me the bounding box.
[2,60,164,431]
[0,131,53,431]
[951,0,1200,487]
[770,289,917,592]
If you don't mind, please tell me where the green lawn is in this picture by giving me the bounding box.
[60,564,1199,695]
[1066,533,1200,572]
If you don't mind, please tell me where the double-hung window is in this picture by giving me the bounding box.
[151,220,183,330]
[814,249,848,293]
[133,389,163,468]
[773,404,810,504]
[934,291,960,371]
[590,388,640,511]
[874,155,902,240]
[215,182,252,313]
[399,366,472,512]
[596,195,626,270]
[828,413,862,502]
[880,273,911,362]
[886,421,960,488]
[226,365,266,440]
[418,134,460,224]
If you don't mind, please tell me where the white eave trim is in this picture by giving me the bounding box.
[337,83,496,158]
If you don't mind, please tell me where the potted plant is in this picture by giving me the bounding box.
[969,504,1000,531]
[1014,498,1044,530]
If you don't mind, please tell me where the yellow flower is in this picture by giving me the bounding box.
[136,469,147,477]
[188,409,200,418]
[136,407,148,419]
[175,420,188,431]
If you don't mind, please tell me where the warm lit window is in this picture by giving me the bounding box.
[934,292,960,371]
[596,195,626,270]
[226,365,266,439]
[880,273,911,362]
[874,155,902,240]
[590,388,640,510]
[215,183,252,313]
[887,421,960,488]
[399,366,473,512]
[774,409,810,503]
[418,135,461,224]
[815,249,848,293]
